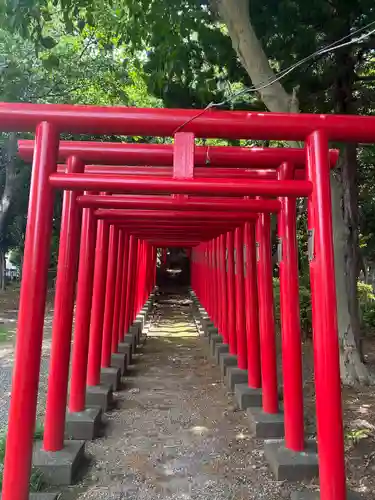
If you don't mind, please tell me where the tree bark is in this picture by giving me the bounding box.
[340,144,363,359]
[0,250,5,292]
[215,0,299,113]
[214,0,371,383]
[0,132,19,292]
[0,133,18,239]
[331,174,371,383]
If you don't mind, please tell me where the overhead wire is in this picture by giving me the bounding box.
[172,19,375,134]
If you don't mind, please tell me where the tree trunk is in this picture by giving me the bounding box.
[215,0,299,113]
[0,133,19,291]
[0,251,5,292]
[331,174,372,383]
[214,0,371,383]
[340,144,363,357]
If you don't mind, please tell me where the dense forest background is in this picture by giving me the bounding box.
[1,0,375,383]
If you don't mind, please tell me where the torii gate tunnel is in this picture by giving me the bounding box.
[1,101,373,500]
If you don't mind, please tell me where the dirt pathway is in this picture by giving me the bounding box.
[59,292,293,500]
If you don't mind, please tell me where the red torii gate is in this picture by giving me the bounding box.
[0,101,370,500]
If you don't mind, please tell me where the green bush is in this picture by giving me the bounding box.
[358,282,375,330]
[0,422,44,490]
[362,307,375,328]
[273,279,375,334]
[273,278,312,337]
[357,282,375,306]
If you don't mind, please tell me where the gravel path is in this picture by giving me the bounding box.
[0,311,53,432]
[58,291,296,500]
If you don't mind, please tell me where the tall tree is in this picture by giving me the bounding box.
[3,0,375,382]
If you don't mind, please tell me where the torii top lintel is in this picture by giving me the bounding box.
[18,140,339,168]
[2,102,375,143]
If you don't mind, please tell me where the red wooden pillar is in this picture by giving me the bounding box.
[278,162,304,451]
[210,240,217,324]
[2,122,59,500]
[112,229,125,350]
[256,213,279,414]
[234,226,247,370]
[306,131,346,500]
[226,231,237,355]
[101,225,119,367]
[43,155,84,451]
[219,234,229,344]
[87,219,110,386]
[118,233,130,343]
[244,221,261,388]
[69,201,97,412]
[124,235,137,333]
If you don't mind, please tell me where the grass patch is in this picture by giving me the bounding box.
[0,421,44,491]
[0,325,10,342]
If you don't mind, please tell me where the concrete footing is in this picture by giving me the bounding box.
[0,495,60,500]
[100,367,121,391]
[86,384,113,412]
[214,343,229,363]
[136,312,147,327]
[206,326,219,338]
[209,334,223,356]
[117,342,132,364]
[65,407,102,441]
[247,407,285,438]
[264,440,318,481]
[129,323,141,342]
[32,440,85,485]
[111,352,127,375]
[225,366,248,391]
[219,353,238,377]
[291,491,362,500]
[123,332,137,354]
[235,384,262,410]
[198,307,209,318]
[202,319,216,336]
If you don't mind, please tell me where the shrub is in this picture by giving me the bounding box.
[273,278,312,337]
[358,282,375,330]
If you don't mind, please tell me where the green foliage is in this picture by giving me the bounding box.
[273,279,375,335]
[362,307,375,329]
[358,282,375,329]
[1,0,375,313]
[0,16,161,271]
[0,422,44,490]
[345,427,372,448]
[357,282,375,304]
[273,278,312,336]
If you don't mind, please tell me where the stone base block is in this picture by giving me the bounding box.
[214,343,229,363]
[65,408,102,441]
[0,495,60,500]
[129,322,142,341]
[226,366,248,391]
[220,353,238,377]
[111,353,127,375]
[123,332,137,354]
[247,407,285,438]
[198,307,208,317]
[86,384,113,412]
[135,316,145,330]
[32,440,85,485]
[117,342,132,364]
[291,491,362,500]
[100,367,121,391]
[264,440,318,481]
[65,407,102,441]
[209,334,223,356]
[205,328,219,341]
[235,384,262,410]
